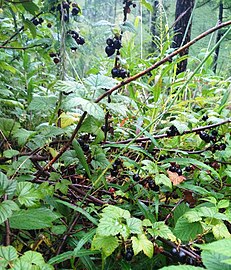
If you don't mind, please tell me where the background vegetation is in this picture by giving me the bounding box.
[0,0,230,269]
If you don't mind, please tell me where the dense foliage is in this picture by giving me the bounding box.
[0,0,231,269]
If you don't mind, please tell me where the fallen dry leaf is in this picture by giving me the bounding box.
[167,170,186,185]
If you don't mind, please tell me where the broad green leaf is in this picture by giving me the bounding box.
[28,95,57,112]
[91,235,119,258]
[131,234,153,258]
[217,200,229,209]
[3,149,19,158]
[120,21,137,33]
[126,217,143,235]
[54,80,85,96]
[0,245,18,262]
[58,112,80,128]
[22,2,39,14]
[201,250,231,270]
[160,266,204,270]
[148,222,176,241]
[155,173,172,189]
[196,239,231,256]
[72,139,91,178]
[10,258,32,270]
[9,208,60,229]
[101,205,130,219]
[97,216,128,237]
[20,251,45,266]
[212,221,231,239]
[84,74,117,90]
[0,200,19,225]
[0,172,17,196]
[16,182,41,207]
[0,117,20,137]
[174,217,203,241]
[184,210,202,223]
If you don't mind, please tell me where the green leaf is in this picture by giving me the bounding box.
[16,182,41,207]
[131,234,153,258]
[126,217,143,235]
[148,222,176,241]
[101,205,131,220]
[0,245,18,263]
[74,229,96,252]
[0,172,17,196]
[24,19,36,38]
[9,208,60,229]
[120,21,137,33]
[155,173,172,189]
[10,258,32,270]
[217,200,229,209]
[55,199,98,226]
[92,235,119,258]
[174,217,203,241]
[138,200,156,223]
[160,266,204,270]
[54,80,85,96]
[141,0,153,12]
[212,221,231,239]
[97,216,128,237]
[28,95,57,112]
[22,2,39,14]
[84,74,117,90]
[3,149,19,158]
[20,251,45,266]
[201,250,231,270]
[72,139,91,178]
[0,200,19,225]
[0,117,20,137]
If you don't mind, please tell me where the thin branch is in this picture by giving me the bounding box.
[103,118,231,145]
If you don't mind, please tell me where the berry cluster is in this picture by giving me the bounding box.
[67,30,85,50]
[77,137,90,153]
[124,247,134,261]
[110,159,122,177]
[168,163,182,175]
[166,125,180,137]
[51,1,81,22]
[105,37,122,57]
[171,248,200,266]
[32,17,44,26]
[123,0,136,8]
[111,67,129,79]
[49,52,60,64]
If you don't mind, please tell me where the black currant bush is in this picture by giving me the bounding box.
[0,1,231,270]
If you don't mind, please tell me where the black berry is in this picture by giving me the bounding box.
[105,46,115,57]
[111,170,118,177]
[111,67,119,77]
[199,131,210,143]
[202,114,208,121]
[76,37,85,45]
[106,38,114,46]
[219,143,226,150]
[133,174,140,181]
[72,6,80,15]
[113,39,122,50]
[82,144,90,152]
[124,247,134,261]
[211,130,218,136]
[53,57,60,64]
[176,168,182,176]
[185,166,192,172]
[169,166,177,172]
[119,68,127,79]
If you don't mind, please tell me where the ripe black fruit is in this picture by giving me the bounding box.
[176,168,182,176]
[77,138,84,146]
[72,7,80,15]
[124,247,134,261]
[199,131,210,143]
[47,22,52,28]
[49,52,57,58]
[53,57,60,64]
[111,67,119,78]
[119,68,127,79]
[219,143,226,150]
[133,174,140,181]
[106,38,114,46]
[111,170,118,177]
[32,18,40,26]
[202,114,208,121]
[82,144,89,152]
[185,166,192,172]
[113,39,122,49]
[169,166,177,172]
[114,159,122,166]
[211,130,218,136]
[112,163,118,170]
[105,46,115,57]
[76,37,85,45]
[166,125,179,136]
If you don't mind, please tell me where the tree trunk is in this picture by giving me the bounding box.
[172,0,195,74]
[213,0,223,73]
[150,1,159,51]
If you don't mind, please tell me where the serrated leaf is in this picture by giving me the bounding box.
[184,210,202,223]
[160,266,204,270]
[212,221,231,239]
[9,208,60,230]
[59,112,80,128]
[0,172,17,196]
[149,222,176,241]
[155,173,172,188]
[16,182,41,207]
[84,74,117,90]
[97,216,127,236]
[201,250,231,270]
[0,200,19,225]
[127,217,143,234]
[3,149,19,158]
[131,234,153,258]
[91,235,119,258]
[101,205,130,220]
[28,95,57,112]
[174,217,203,241]
[55,80,85,96]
